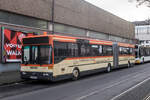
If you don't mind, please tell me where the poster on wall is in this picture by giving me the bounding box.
[2,27,34,63]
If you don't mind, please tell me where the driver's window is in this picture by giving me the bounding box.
[31,46,38,63]
[23,46,30,62]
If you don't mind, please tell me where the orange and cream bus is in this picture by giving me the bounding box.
[20,34,135,81]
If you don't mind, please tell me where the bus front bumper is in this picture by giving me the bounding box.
[20,72,53,81]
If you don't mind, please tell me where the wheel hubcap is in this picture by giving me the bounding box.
[73,70,78,78]
[107,66,110,72]
[128,62,130,67]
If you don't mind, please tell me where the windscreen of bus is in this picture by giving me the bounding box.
[22,45,52,65]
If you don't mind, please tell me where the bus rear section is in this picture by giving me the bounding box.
[117,43,135,67]
[20,36,54,80]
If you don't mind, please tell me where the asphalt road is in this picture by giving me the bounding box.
[1,63,150,100]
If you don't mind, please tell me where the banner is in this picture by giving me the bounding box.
[2,27,33,63]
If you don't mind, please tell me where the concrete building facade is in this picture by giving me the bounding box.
[135,25,150,46]
[0,0,135,40]
[0,0,135,84]
[134,20,150,46]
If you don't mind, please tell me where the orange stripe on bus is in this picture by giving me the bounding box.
[21,64,54,67]
[119,55,135,57]
[53,37,76,43]
[65,56,113,60]
[23,43,50,46]
[118,43,135,48]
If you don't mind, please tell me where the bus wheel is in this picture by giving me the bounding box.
[128,61,131,68]
[72,68,80,81]
[142,58,144,64]
[106,64,111,73]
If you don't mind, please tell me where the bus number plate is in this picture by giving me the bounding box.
[30,76,37,79]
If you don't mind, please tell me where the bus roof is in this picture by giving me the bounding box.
[23,34,134,47]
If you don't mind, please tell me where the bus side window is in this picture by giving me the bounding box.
[78,43,90,57]
[54,41,68,62]
[149,48,150,56]
[68,43,78,57]
[119,47,129,55]
[86,44,91,56]
[99,45,103,55]
[74,43,78,57]
[91,45,99,56]
[80,44,86,57]
[119,47,122,55]
[130,48,135,55]
[103,45,112,56]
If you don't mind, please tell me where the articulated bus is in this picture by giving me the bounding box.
[20,34,135,81]
[135,45,150,64]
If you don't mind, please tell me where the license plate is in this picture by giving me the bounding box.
[30,76,37,79]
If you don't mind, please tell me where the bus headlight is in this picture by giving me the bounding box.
[43,73,49,76]
[22,72,26,75]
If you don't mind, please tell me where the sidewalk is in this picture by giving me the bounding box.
[0,71,22,85]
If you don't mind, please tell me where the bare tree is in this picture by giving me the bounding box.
[129,0,150,7]
[137,0,150,7]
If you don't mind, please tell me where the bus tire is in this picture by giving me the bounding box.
[142,58,144,64]
[128,61,131,68]
[106,64,111,73]
[72,68,80,81]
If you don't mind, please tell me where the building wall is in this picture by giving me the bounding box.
[135,25,150,40]
[0,0,52,20]
[135,25,150,46]
[54,0,135,39]
[0,0,135,39]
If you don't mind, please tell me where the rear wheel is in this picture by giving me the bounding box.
[72,68,80,81]
[142,58,144,64]
[106,64,111,73]
[128,61,131,68]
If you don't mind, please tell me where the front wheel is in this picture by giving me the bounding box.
[72,68,80,81]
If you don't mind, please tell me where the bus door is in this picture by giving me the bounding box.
[113,43,119,68]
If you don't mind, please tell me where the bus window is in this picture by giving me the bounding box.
[140,48,144,57]
[31,46,38,64]
[135,50,138,58]
[39,45,52,64]
[85,44,91,56]
[72,43,78,57]
[103,45,112,56]
[54,41,68,57]
[119,47,131,55]
[23,46,30,63]
[129,48,133,55]
[22,45,52,65]
[99,45,103,54]
[91,45,99,56]
[80,44,86,56]
[68,43,78,57]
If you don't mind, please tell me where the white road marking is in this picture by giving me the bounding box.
[76,71,150,100]
[145,95,150,100]
[76,77,132,100]
[111,77,150,100]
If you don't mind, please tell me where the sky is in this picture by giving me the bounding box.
[85,0,150,22]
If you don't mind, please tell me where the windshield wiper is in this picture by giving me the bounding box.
[24,56,29,65]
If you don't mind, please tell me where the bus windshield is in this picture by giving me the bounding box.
[22,45,52,65]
